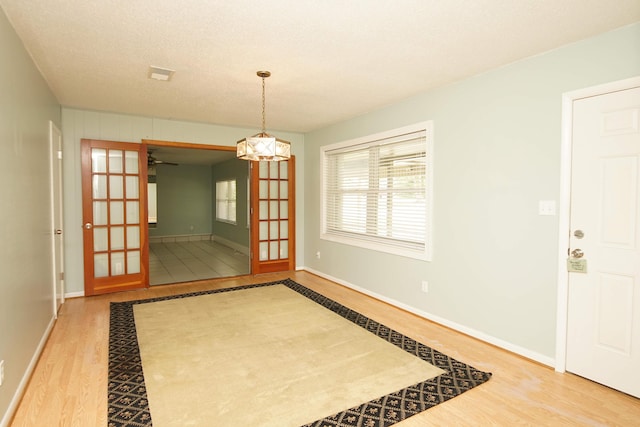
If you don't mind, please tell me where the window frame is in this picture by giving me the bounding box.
[215,179,237,225]
[320,121,433,261]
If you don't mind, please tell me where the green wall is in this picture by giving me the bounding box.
[150,164,213,237]
[303,23,640,363]
[0,7,61,425]
[148,157,250,251]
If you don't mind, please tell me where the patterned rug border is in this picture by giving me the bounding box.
[108,278,492,427]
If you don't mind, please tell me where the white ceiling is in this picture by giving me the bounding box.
[2,0,639,136]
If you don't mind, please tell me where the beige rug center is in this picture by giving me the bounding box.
[134,284,444,426]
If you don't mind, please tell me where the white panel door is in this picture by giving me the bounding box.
[50,121,64,315]
[566,86,640,397]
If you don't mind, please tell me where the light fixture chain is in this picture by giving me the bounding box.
[236,70,290,161]
[261,76,266,134]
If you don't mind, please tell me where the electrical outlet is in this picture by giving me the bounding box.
[316,251,321,259]
[0,360,5,386]
[421,281,429,293]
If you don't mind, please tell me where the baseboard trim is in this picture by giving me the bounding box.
[0,316,57,427]
[210,235,250,256]
[64,291,85,299]
[149,233,213,244]
[302,267,555,367]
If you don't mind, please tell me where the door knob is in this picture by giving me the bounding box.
[571,248,584,258]
[55,229,62,235]
[84,223,93,230]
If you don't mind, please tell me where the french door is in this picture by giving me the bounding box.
[81,139,148,295]
[251,158,296,274]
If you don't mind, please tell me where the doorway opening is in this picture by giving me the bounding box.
[143,140,251,285]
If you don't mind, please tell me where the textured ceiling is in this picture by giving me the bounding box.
[1,0,639,134]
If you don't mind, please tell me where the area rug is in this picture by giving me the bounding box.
[108,278,491,426]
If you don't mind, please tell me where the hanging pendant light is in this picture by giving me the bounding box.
[236,71,291,161]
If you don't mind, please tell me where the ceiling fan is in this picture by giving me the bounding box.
[147,151,178,166]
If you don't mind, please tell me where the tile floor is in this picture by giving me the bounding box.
[149,240,250,285]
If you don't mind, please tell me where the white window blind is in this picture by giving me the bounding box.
[321,122,432,260]
[216,179,237,224]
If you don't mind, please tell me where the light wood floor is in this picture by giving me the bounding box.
[9,271,640,426]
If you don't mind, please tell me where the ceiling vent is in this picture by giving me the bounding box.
[148,66,175,81]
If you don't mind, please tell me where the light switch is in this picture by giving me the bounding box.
[538,200,556,216]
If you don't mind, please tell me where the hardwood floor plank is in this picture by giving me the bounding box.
[9,271,640,426]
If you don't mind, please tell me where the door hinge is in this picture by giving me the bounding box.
[57,150,62,160]
[60,272,65,281]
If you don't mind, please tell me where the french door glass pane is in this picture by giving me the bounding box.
[259,181,268,198]
[110,175,123,199]
[280,201,288,219]
[259,242,268,260]
[111,252,125,275]
[126,176,139,198]
[269,201,278,219]
[280,220,288,239]
[280,241,288,259]
[94,228,108,251]
[111,226,125,250]
[269,220,278,240]
[92,175,107,199]
[280,181,288,198]
[93,201,108,225]
[109,150,123,173]
[259,201,268,220]
[259,161,268,178]
[127,226,140,249]
[280,161,288,179]
[125,151,139,173]
[110,201,124,224]
[94,253,109,277]
[92,149,106,173]
[127,251,141,274]
[270,181,278,197]
[126,201,140,224]
[259,222,268,240]
[269,241,279,260]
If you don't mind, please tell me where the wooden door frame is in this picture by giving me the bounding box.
[143,140,296,276]
[142,140,251,276]
[143,139,237,154]
[555,76,640,372]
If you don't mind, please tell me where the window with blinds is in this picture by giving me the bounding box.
[216,179,237,224]
[321,122,432,260]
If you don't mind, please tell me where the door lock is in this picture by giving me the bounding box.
[571,248,584,258]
